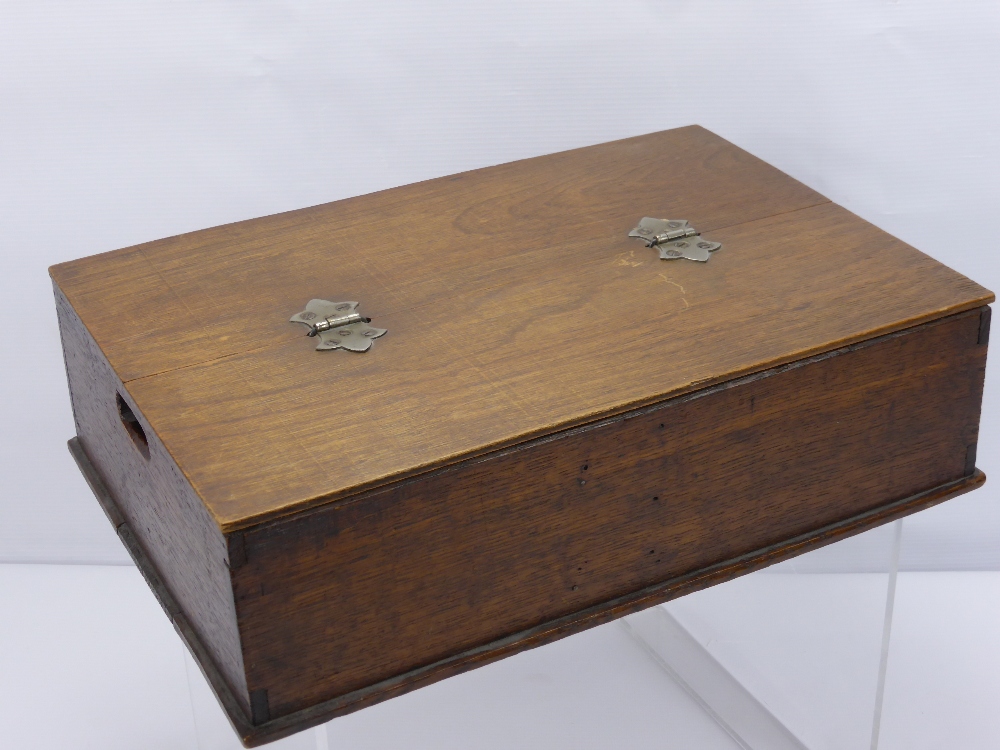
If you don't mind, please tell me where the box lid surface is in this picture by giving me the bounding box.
[50,126,993,530]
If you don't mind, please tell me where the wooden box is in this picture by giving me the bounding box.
[52,126,992,745]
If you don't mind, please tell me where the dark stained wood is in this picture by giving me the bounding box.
[68,436,985,748]
[51,126,994,746]
[55,285,251,716]
[232,308,988,721]
[67,437,256,742]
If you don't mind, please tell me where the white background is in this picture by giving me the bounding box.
[1,1,997,567]
[2,4,999,749]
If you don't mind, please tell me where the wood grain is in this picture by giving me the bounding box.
[50,127,991,529]
[119,200,991,529]
[66,436,985,747]
[55,284,252,715]
[51,125,994,745]
[49,126,829,383]
[233,308,987,721]
[67,437,257,741]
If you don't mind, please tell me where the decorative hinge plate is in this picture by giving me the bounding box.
[628,218,722,262]
[290,300,387,352]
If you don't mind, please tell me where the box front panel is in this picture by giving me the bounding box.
[233,308,987,723]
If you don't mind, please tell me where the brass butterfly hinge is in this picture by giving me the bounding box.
[290,300,387,352]
[628,218,721,262]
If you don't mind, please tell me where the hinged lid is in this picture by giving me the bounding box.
[50,126,993,531]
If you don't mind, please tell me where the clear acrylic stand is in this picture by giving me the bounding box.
[649,520,903,750]
[183,522,904,750]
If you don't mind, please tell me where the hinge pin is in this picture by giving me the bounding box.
[652,226,698,244]
[307,312,368,337]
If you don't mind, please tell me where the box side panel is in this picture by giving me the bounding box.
[235,308,988,723]
[54,282,252,716]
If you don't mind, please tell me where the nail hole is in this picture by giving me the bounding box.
[653,496,659,501]
[659,423,665,429]
[117,392,149,459]
[582,464,589,471]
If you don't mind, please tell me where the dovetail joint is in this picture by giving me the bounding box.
[250,689,270,725]
[228,532,247,570]
[978,307,991,346]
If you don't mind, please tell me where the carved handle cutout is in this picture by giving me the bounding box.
[116,392,150,459]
